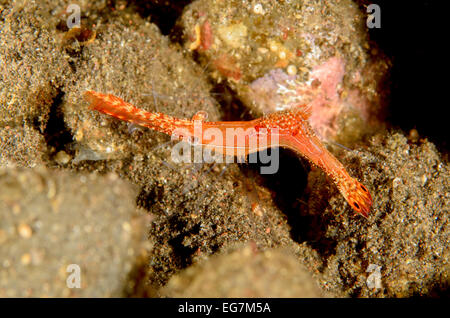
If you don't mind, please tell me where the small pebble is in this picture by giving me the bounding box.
[217,23,248,49]
[54,151,72,165]
[421,174,428,186]
[408,129,419,143]
[253,3,265,15]
[257,47,268,54]
[392,177,402,188]
[269,41,279,52]
[21,253,31,265]
[18,223,33,238]
[122,222,131,232]
[287,65,297,75]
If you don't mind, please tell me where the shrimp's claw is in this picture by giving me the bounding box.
[339,178,373,218]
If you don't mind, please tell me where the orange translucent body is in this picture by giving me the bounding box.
[84,90,373,217]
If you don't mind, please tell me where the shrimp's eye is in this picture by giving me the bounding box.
[360,185,368,193]
[352,201,360,210]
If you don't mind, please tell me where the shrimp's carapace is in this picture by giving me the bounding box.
[83,90,372,217]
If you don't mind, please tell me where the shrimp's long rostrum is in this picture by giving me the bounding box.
[83,90,373,217]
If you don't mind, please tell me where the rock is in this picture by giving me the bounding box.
[163,245,323,297]
[179,0,390,143]
[0,166,144,297]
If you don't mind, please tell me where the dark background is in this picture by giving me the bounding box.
[363,0,447,152]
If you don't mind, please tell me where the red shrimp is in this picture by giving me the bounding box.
[83,90,372,217]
